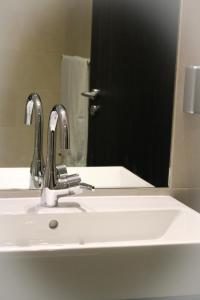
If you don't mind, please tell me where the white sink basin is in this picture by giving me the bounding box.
[0,168,31,189]
[0,209,178,248]
[1,195,200,300]
[0,166,153,189]
[1,195,200,252]
[68,166,154,188]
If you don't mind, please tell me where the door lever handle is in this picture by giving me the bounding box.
[81,89,100,100]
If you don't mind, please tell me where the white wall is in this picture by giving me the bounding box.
[170,0,200,188]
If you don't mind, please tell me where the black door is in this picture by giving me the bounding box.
[87,0,180,187]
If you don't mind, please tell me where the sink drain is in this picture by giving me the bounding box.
[49,220,59,229]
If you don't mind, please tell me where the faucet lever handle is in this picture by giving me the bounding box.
[57,173,81,189]
[56,165,68,179]
[80,182,95,191]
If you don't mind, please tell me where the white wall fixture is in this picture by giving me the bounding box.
[1,195,200,299]
[183,65,200,113]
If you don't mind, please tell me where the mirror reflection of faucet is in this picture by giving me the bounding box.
[24,93,45,188]
[25,95,95,205]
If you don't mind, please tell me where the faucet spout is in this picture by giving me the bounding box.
[25,93,45,188]
[44,104,70,190]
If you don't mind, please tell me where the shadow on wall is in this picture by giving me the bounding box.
[0,0,91,167]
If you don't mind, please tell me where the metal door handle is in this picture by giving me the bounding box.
[81,89,100,100]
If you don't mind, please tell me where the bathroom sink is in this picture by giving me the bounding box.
[68,166,154,188]
[0,209,178,249]
[0,168,31,189]
[1,195,200,252]
[2,195,200,300]
[0,166,153,190]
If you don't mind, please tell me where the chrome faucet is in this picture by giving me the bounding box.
[41,104,94,207]
[24,93,45,188]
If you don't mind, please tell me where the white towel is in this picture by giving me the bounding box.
[60,55,90,166]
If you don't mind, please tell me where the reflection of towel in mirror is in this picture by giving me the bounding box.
[60,55,90,166]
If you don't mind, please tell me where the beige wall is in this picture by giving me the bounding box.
[65,0,92,57]
[0,0,92,167]
[170,0,200,188]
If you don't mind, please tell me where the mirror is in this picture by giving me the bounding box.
[0,0,180,189]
